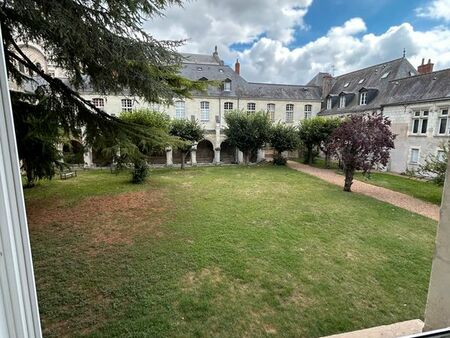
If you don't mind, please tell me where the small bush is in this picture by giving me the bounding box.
[132,161,149,184]
[273,155,287,165]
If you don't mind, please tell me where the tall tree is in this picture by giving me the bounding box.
[224,110,272,164]
[1,0,204,184]
[298,117,340,165]
[269,123,299,165]
[170,119,204,169]
[329,113,395,192]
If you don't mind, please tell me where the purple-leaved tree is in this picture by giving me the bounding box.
[329,113,396,192]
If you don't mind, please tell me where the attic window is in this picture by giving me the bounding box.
[197,66,203,71]
[224,80,231,91]
[381,71,390,79]
[219,69,224,73]
[199,77,208,81]
[343,82,350,88]
[358,79,365,84]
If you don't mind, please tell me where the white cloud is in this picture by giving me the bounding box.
[146,1,450,84]
[416,0,450,22]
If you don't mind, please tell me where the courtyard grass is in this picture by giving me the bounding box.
[353,172,443,205]
[25,165,437,338]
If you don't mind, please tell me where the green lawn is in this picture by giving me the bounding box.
[25,166,437,338]
[354,172,443,205]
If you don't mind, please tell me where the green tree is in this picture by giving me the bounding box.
[269,123,300,165]
[224,110,272,164]
[419,141,449,186]
[170,119,204,169]
[1,0,205,185]
[119,109,173,183]
[298,117,340,165]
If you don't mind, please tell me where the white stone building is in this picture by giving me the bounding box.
[313,57,450,174]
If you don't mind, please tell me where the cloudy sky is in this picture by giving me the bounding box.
[146,0,450,84]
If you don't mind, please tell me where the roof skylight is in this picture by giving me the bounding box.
[343,82,350,88]
[197,66,202,71]
[381,71,390,79]
[358,79,365,84]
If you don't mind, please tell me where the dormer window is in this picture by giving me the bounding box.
[359,92,367,105]
[327,97,332,110]
[358,79,365,84]
[339,95,346,108]
[224,79,231,92]
[199,77,208,81]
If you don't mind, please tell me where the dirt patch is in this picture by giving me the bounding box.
[182,267,223,291]
[26,190,169,248]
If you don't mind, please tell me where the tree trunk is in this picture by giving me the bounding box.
[308,146,313,164]
[244,151,250,165]
[325,151,330,168]
[24,160,35,188]
[343,167,354,192]
[181,152,186,170]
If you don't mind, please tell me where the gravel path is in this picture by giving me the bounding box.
[287,161,440,221]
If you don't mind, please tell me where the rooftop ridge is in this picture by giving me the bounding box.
[334,57,406,79]
[247,82,319,88]
[391,67,450,82]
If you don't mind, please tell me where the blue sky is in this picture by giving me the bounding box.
[149,0,450,84]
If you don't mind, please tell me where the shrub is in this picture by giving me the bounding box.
[132,160,149,184]
[418,142,448,186]
[272,155,287,165]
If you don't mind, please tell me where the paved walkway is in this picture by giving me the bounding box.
[287,161,440,221]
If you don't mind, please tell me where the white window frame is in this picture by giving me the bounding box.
[411,110,429,135]
[92,98,104,108]
[200,101,210,121]
[267,103,275,121]
[224,81,231,92]
[438,108,449,135]
[247,102,256,114]
[410,147,420,164]
[286,104,294,123]
[327,98,332,110]
[339,96,345,108]
[359,92,367,105]
[121,98,133,112]
[175,100,185,119]
[304,104,312,120]
[224,101,233,112]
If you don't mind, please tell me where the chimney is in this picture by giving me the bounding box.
[322,73,333,99]
[234,59,240,75]
[418,58,434,75]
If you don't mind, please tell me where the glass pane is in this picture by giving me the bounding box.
[421,119,428,133]
[412,119,419,133]
[439,118,448,134]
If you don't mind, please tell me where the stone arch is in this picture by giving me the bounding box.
[197,139,214,164]
[220,140,236,164]
[63,139,84,164]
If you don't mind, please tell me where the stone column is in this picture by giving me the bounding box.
[237,150,244,164]
[166,147,173,167]
[424,155,450,331]
[83,147,93,168]
[214,147,221,164]
[191,143,197,166]
[257,148,265,162]
[57,143,64,163]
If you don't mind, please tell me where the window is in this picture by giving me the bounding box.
[327,98,332,110]
[381,71,390,79]
[358,78,365,84]
[175,101,185,119]
[359,92,367,105]
[411,110,429,135]
[343,82,350,88]
[92,98,104,108]
[121,98,133,112]
[339,95,346,108]
[224,80,231,91]
[304,104,312,119]
[410,148,420,164]
[267,103,275,121]
[438,109,449,135]
[286,104,294,123]
[224,102,233,112]
[247,102,256,113]
[200,101,210,121]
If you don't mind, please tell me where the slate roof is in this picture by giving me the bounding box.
[181,53,222,65]
[382,68,450,105]
[180,54,321,101]
[318,57,418,116]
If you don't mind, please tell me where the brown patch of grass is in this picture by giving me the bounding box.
[26,190,169,248]
[182,267,223,291]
